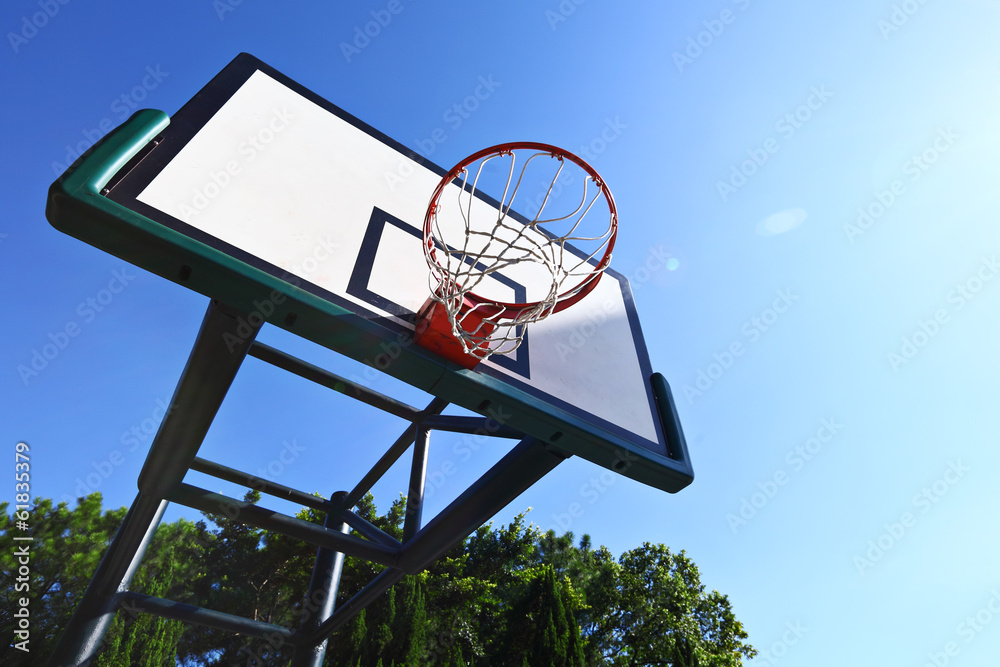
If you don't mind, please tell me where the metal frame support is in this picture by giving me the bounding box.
[49,299,573,666]
[398,437,567,573]
[290,491,351,667]
[300,436,568,647]
[115,591,298,643]
[46,495,168,667]
[137,301,263,499]
[402,425,431,542]
[47,301,261,667]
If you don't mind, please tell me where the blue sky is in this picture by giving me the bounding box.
[3,0,1000,663]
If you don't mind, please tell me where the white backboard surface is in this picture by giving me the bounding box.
[135,68,659,444]
[86,54,692,490]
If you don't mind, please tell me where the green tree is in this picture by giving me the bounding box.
[599,544,756,666]
[0,494,127,666]
[0,494,211,667]
[389,576,428,666]
[500,564,586,667]
[177,489,318,665]
[95,546,186,667]
[341,607,368,666]
[3,495,755,666]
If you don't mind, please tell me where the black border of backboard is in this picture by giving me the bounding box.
[101,53,676,471]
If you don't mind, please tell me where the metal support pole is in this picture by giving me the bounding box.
[418,414,523,439]
[46,298,573,665]
[398,437,569,573]
[249,342,426,422]
[302,437,569,647]
[402,425,430,542]
[138,300,262,499]
[301,568,407,647]
[115,592,298,643]
[47,300,260,666]
[46,494,168,667]
[189,456,332,513]
[340,397,449,511]
[167,483,400,567]
[290,491,351,667]
[337,509,400,548]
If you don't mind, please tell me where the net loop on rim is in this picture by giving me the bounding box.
[422,142,617,364]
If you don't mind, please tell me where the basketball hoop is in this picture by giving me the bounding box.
[415,142,618,369]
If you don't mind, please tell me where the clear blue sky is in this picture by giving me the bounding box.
[3,1,999,663]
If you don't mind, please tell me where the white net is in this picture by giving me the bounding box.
[423,144,617,362]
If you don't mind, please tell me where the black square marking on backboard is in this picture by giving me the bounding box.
[347,207,531,378]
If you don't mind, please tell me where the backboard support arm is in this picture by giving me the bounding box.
[47,299,261,666]
[48,299,571,666]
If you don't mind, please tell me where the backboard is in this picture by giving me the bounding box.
[47,53,693,492]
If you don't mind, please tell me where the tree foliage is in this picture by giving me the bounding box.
[0,495,209,667]
[0,494,755,666]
